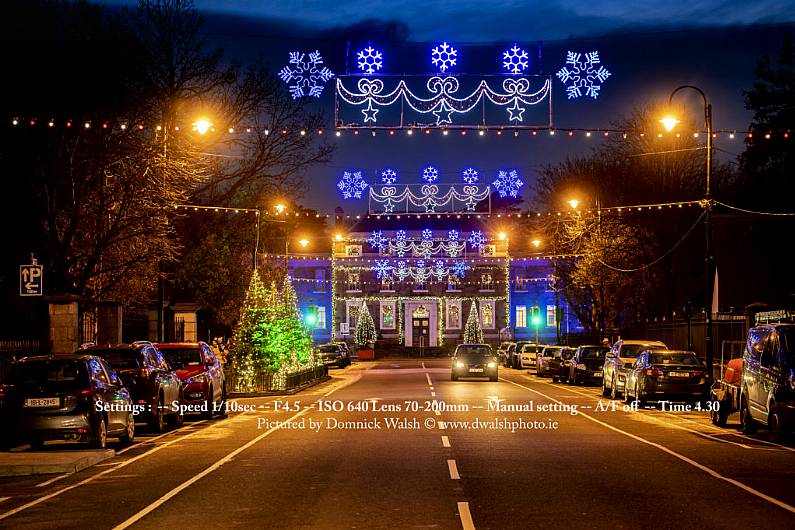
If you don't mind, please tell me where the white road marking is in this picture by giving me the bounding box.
[431,391,436,397]
[0,498,9,504]
[434,409,441,416]
[426,373,433,386]
[421,362,426,369]
[447,459,460,479]
[663,412,795,452]
[112,371,362,529]
[438,421,446,429]
[441,436,451,447]
[116,420,210,455]
[35,473,70,488]
[458,501,475,530]
[501,378,795,515]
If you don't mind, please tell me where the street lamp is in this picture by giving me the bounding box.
[497,231,507,241]
[568,199,579,210]
[661,85,715,379]
[193,118,212,135]
[298,239,309,248]
[531,239,541,249]
[274,203,286,215]
[334,233,344,242]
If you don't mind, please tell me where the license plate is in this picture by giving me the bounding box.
[25,397,59,408]
[668,372,690,377]
[594,371,603,377]
[469,368,484,373]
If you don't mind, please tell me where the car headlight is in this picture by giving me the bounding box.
[487,362,496,368]
[456,362,465,368]
[185,374,208,385]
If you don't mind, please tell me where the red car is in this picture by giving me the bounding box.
[157,342,226,419]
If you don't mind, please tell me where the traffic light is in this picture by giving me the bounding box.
[306,305,318,326]
[531,305,541,327]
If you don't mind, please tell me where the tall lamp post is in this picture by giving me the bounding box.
[660,85,715,379]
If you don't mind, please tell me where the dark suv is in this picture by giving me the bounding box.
[567,345,611,385]
[740,323,795,439]
[317,343,351,368]
[2,354,136,450]
[452,344,499,382]
[88,342,183,432]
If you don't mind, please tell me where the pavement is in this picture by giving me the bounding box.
[0,359,794,529]
[0,450,114,477]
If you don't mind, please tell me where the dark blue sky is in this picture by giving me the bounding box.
[107,1,795,214]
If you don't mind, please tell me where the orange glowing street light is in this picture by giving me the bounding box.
[193,118,212,135]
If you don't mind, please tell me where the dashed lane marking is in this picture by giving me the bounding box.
[426,373,433,386]
[34,473,70,488]
[457,501,475,530]
[442,436,451,448]
[447,459,460,480]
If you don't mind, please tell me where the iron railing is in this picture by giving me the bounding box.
[225,364,328,394]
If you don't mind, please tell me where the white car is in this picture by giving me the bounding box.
[518,343,544,369]
[602,340,668,399]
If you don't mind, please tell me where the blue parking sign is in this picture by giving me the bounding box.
[20,264,43,296]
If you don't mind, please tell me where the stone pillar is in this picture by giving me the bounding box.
[46,294,80,354]
[96,301,123,346]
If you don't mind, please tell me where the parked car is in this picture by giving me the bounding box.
[1,354,135,450]
[317,343,351,368]
[566,345,611,385]
[516,342,544,369]
[549,348,576,382]
[497,342,514,363]
[88,342,183,432]
[624,350,708,405]
[602,340,668,399]
[536,346,565,377]
[739,322,795,439]
[502,343,517,367]
[157,342,226,419]
[451,344,498,382]
[334,342,352,361]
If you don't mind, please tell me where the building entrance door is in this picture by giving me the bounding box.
[412,305,430,353]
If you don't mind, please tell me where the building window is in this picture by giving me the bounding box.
[516,305,527,328]
[480,273,494,291]
[380,302,395,330]
[480,301,495,329]
[316,306,327,328]
[346,272,360,291]
[447,276,461,291]
[314,269,326,292]
[347,303,361,329]
[547,305,557,327]
[381,277,394,291]
[414,280,427,292]
[447,301,462,329]
[515,277,527,291]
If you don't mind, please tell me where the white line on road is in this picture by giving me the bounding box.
[0,498,9,504]
[426,373,433,386]
[431,391,436,397]
[447,459,460,479]
[442,436,451,447]
[501,378,795,515]
[116,420,209,455]
[35,473,70,488]
[434,409,441,417]
[422,362,426,369]
[438,420,446,429]
[457,501,475,530]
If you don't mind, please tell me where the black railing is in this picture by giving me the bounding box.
[0,340,44,383]
[225,364,328,395]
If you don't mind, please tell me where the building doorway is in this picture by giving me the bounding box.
[412,305,430,353]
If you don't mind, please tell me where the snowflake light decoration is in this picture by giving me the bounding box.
[431,42,458,72]
[451,260,470,278]
[278,51,334,99]
[462,167,479,184]
[380,168,398,185]
[556,51,611,100]
[492,169,524,199]
[337,170,368,199]
[422,165,439,183]
[367,230,387,250]
[503,45,529,74]
[373,260,392,279]
[422,229,433,240]
[448,229,460,242]
[395,230,407,242]
[357,46,383,75]
[468,230,487,249]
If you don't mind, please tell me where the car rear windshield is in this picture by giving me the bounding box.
[456,345,492,358]
[318,345,340,353]
[651,353,700,366]
[94,350,140,370]
[160,348,202,368]
[521,345,542,353]
[581,347,609,359]
[621,344,666,358]
[12,360,88,387]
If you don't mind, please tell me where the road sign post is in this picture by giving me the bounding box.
[20,263,44,296]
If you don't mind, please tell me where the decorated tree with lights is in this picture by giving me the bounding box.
[354,301,377,347]
[254,276,314,372]
[463,302,483,344]
[227,270,270,390]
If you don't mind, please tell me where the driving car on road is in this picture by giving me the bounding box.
[602,340,668,399]
[1,354,135,450]
[567,345,611,385]
[157,342,226,419]
[624,350,708,405]
[451,344,499,382]
[317,343,351,368]
[89,342,183,432]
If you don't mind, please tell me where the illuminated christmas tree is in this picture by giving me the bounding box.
[464,302,483,344]
[355,301,376,347]
[227,270,270,391]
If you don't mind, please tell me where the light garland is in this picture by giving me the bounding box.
[369,184,490,213]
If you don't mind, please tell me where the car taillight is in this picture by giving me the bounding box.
[692,370,704,377]
[79,389,96,401]
[645,369,663,377]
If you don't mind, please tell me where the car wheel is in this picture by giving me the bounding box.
[610,376,619,400]
[217,385,228,419]
[569,372,576,385]
[91,416,107,449]
[711,405,729,427]
[149,398,166,433]
[169,408,184,428]
[624,384,633,404]
[490,375,498,382]
[740,397,757,435]
[202,386,215,419]
[601,375,610,397]
[119,412,135,445]
[768,404,785,442]
[635,384,646,407]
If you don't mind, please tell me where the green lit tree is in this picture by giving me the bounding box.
[464,302,483,344]
[355,301,376,347]
[255,276,313,370]
[227,270,269,391]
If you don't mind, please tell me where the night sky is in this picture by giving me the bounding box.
[107,1,795,214]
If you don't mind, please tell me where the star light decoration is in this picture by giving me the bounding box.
[278,51,334,99]
[337,170,368,199]
[381,168,398,185]
[422,165,439,183]
[492,169,524,198]
[468,230,487,249]
[367,230,387,250]
[503,45,529,74]
[462,167,479,184]
[556,51,611,99]
[357,46,383,74]
[431,42,458,72]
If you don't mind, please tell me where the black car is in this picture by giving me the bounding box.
[567,345,611,385]
[451,344,499,382]
[624,350,708,405]
[317,344,351,368]
[1,354,136,450]
[89,342,183,432]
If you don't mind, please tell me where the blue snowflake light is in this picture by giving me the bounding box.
[278,51,334,99]
[368,230,387,250]
[447,229,460,242]
[396,230,407,242]
[431,42,458,72]
[503,45,529,74]
[462,167,479,184]
[337,170,368,199]
[422,229,433,240]
[451,260,470,278]
[357,46,383,74]
[468,230,487,249]
[492,169,524,199]
[556,51,611,100]
[422,165,439,183]
[381,168,398,185]
[373,259,392,279]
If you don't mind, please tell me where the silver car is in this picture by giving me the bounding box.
[602,340,668,399]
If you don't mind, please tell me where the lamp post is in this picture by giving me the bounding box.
[661,85,715,378]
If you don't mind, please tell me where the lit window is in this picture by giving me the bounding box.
[316,306,327,328]
[347,272,360,291]
[516,306,527,328]
[547,305,557,327]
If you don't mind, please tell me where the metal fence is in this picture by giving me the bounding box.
[225,365,328,395]
[0,339,44,384]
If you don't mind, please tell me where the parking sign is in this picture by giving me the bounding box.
[20,264,43,296]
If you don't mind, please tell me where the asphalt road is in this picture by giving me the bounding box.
[1,359,794,529]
